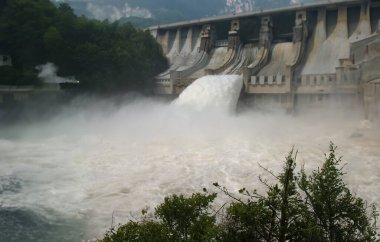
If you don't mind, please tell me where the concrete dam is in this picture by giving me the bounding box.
[149,0,380,119]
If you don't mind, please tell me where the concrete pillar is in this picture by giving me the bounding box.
[243,16,273,92]
[228,19,240,49]
[293,10,307,43]
[178,27,193,55]
[358,1,371,36]
[157,30,170,54]
[187,27,193,51]
[175,28,181,52]
[259,76,265,85]
[268,75,274,85]
[336,6,348,39]
[259,16,273,46]
[316,8,327,43]
[276,75,283,85]
[199,24,215,53]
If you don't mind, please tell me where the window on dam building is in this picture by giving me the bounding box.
[214,20,230,41]
[239,17,260,43]
[272,12,295,42]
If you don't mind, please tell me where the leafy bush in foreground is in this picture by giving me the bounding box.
[100,143,378,242]
[101,193,219,242]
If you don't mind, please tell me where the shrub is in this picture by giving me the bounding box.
[298,143,378,242]
[100,193,219,242]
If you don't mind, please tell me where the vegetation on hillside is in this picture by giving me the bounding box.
[100,143,378,242]
[0,0,168,92]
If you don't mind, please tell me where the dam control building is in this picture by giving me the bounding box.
[149,0,380,119]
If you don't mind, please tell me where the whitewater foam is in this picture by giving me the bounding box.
[173,75,243,112]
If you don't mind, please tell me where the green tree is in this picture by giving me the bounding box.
[43,26,64,51]
[100,193,219,242]
[101,221,169,242]
[155,193,219,241]
[217,150,316,242]
[298,143,378,242]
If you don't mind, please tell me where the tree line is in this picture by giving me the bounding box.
[100,144,378,242]
[0,0,168,92]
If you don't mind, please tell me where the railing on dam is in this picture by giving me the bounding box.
[155,79,171,84]
[300,74,336,86]
[250,75,285,85]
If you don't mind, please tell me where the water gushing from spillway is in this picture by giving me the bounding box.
[0,75,379,241]
[173,75,243,112]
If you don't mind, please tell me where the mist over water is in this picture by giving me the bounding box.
[0,77,380,240]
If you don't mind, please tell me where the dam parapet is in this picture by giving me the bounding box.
[151,0,380,119]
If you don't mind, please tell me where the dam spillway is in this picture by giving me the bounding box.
[173,75,243,113]
[150,0,380,119]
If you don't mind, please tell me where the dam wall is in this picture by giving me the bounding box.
[151,0,380,119]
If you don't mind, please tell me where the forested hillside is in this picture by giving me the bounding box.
[0,0,168,92]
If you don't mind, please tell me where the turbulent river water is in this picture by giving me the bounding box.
[0,75,379,241]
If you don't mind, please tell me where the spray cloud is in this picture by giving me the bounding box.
[36,62,77,84]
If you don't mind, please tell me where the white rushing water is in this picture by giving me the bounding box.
[173,75,243,112]
[0,75,379,241]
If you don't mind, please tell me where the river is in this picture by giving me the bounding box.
[0,76,379,241]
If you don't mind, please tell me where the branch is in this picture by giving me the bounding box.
[213,183,246,204]
[258,163,280,181]
[212,202,228,216]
